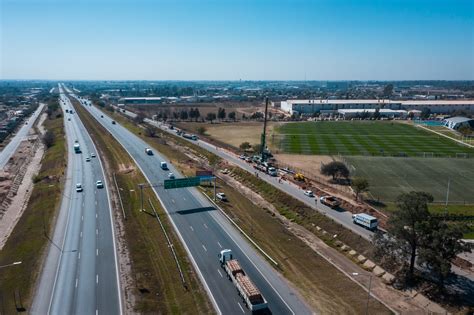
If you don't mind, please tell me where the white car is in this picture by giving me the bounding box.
[91,153,96,158]
[216,192,227,201]
[239,154,246,160]
[96,180,104,189]
[168,172,175,179]
[85,157,91,162]
[304,190,314,197]
[76,183,83,192]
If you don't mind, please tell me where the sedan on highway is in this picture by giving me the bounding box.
[85,157,91,162]
[96,180,104,189]
[304,190,314,197]
[76,183,83,192]
[91,153,96,158]
[168,172,175,179]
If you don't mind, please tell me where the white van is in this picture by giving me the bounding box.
[160,161,168,170]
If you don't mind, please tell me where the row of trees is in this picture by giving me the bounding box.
[153,107,237,123]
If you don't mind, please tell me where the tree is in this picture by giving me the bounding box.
[239,141,251,151]
[172,111,179,120]
[420,107,431,119]
[194,108,201,122]
[197,126,207,135]
[180,110,188,121]
[252,143,262,154]
[458,125,472,137]
[418,218,471,290]
[134,113,146,124]
[42,130,55,148]
[321,161,350,181]
[228,111,236,121]
[372,108,381,120]
[383,84,394,98]
[351,177,369,200]
[144,125,158,137]
[217,107,226,120]
[389,191,433,282]
[206,112,216,123]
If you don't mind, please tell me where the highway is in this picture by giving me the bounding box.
[0,103,45,169]
[115,106,374,241]
[32,85,121,314]
[73,93,312,314]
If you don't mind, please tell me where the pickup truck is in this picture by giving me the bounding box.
[319,195,341,208]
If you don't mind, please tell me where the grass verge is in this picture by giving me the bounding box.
[74,101,213,313]
[0,106,65,313]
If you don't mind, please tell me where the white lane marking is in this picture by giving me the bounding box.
[82,201,85,207]
[171,199,175,204]
[217,269,223,278]
[81,215,83,221]
[95,200,97,205]
[95,190,97,194]
[217,241,222,248]
[96,310,98,315]
[189,226,194,232]
[96,274,99,284]
[96,213,98,219]
[75,278,78,288]
[237,302,245,313]
[78,252,81,260]
[96,249,99,256]
[96,229,98,235]
[203,223,208,229]
[80,231,82,238]
[202,244,207,252]
[183,197,186,201]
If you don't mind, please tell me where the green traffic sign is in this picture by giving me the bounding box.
[164,176,201,189]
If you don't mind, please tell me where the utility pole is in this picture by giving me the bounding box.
[260,97,269,162]
[444,178,451,218]
[213,177,216,201]
[139,183,144,212]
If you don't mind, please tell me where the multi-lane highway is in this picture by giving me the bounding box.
[72,91,311,314]
[116,106,374,240]
[0,103,45,169]
[32,85,121,314]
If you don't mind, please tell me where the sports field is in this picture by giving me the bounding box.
[345,156,474,203]
[273,121,474,157]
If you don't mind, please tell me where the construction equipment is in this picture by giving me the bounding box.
[294,173,305,181]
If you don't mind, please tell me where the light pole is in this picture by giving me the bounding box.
[0,261,22,270]
[352,272,372,315]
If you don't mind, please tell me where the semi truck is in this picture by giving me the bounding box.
[218,249,268,312]
[352,213,378,230]
[73,142,81,153]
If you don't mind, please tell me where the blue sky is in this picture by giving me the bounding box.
[1,0,473,80]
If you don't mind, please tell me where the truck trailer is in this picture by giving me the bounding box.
[218,249,268,312]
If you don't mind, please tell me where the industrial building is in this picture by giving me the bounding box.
[337,109,407,119]
[281,99,474,115]
[443,117,474,131]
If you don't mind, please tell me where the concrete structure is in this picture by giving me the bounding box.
[281,99,474,116]
[443,116,474,130]
[119,97,163,106]
[337,109,407,119]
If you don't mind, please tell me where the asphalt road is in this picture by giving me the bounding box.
[0,103,45,169]
[76,96,312,314]
[114,106,373,241]
[32,85,121,315]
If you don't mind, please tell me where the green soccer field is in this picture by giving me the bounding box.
[273,121,474,157]
[345,156,474,204]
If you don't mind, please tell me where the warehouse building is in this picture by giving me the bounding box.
[443,117,474,130]
[281,99,474,115]
[337,109,407,119]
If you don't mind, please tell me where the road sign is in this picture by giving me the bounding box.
[164,176,201,189]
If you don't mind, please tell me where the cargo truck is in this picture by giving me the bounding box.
[73,143,81,153]
[319,195,341,208]
[218,249,268,312]
[352,213,378,230]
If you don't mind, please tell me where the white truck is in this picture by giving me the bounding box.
[73,142,81,154]
[352,213,378,230]
[218,249,268,312]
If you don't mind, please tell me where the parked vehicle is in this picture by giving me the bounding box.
[267,167,278,176]
[145,148,153,155]
[160,161,168,170]
[352,213,378,230]
[216,192,227,201]
[319,195,341,208]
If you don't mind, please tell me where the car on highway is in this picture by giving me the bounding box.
[304,190,314,197]
[168,172,175,179]
[100,115,104,118]
[91,153,96,158]
[245,157,252,163]
[85,157,91,162]
[68,118,71,121]
[96,180,104,189]
[145,148,153,155]
[160,161,168,170]
[111,120,116,124]
[216,192,227,201]
[239,154,246,160]
[76,183,83,192]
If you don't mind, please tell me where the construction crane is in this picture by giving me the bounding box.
[260,97,269,162]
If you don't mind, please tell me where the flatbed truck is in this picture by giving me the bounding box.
[219,249,268,312]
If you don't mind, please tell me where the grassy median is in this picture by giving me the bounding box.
[0,104,65,313]
[73,101,213,313]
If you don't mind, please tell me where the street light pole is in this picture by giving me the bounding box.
[352,272,372,315]
[0,261,22,270]
[139,183,144,212]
